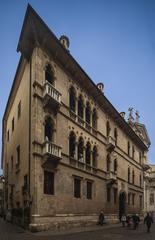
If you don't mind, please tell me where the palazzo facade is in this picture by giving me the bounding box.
[1,5,150,231]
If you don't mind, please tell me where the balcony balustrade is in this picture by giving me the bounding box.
[43,81,61,109]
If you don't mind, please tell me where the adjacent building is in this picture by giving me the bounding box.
[1,5,150,231]
[144,165,155,219]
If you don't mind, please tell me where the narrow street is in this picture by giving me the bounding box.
[0,218,155,240]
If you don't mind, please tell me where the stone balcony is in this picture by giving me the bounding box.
[43,81,61,109]
[42,141,62,168]
[107,171,117,184]
[107,135,116,152]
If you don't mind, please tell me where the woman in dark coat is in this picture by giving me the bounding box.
[144,212,153,233]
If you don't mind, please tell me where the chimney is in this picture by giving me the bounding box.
[97,83,104,93]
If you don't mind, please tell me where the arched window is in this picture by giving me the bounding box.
[127,141,130,156]
[45,64,54,85]
[85,102,91,124]
[106,121,111,137]
[69,86,76,112]
[78,137,84,162]
[114,128,118,145]
[45,117,54,142]
[132,170,135,184]
[128,167,130,183]
[85,142,91,165]
[92,109,97,129]
[69,131,76,158]
[107,154,110,172]
[78,95,84,119]
[114,159,117,172]
[92,146,97,167]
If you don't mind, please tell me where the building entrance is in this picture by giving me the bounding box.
[119,191,126,220]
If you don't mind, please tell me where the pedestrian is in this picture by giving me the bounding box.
[132,214,140,230]
[144,212,153,233]
[121,214,126,227]
[97,210,105,226]
[126,215,132,228]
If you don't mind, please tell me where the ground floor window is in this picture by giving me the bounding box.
[113,188,117,204]
[44,171,54,195]
[87,181,92,199]
[74,178,81,198]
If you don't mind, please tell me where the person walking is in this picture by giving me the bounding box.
[132,214,140,230]
[144,212,153,233]
[121,214,126,227]
[97,210,105,226]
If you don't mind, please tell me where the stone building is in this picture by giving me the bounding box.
[144,165,155,219]
[0,175,4,216]
[1,5,150,231]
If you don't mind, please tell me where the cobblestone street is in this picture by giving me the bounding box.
[0,218,155,240]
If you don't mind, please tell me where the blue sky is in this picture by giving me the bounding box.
[0,0,155,173]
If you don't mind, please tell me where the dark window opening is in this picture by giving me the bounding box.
[45,64,54,85]
[69,131,76,158]
[114,188,117,204]
[85,102,91,124]
[106,121,111,137]
[132,194,135,205]
[107,154,110,172]
[128,167,130,183]
[87,181,92,199]
[7,130,9,142]
[69,87,76,112]
[107,187,111,202]
[24,175,28,190]
[78,137,84,162]
[92,109,97,129]
[139,152,142,164]
[140,174,142,187]
[44,171,54,195]
[127,141,130,156]
[114,159,117,172]
[18,101,21,119]
[140,195,142,208]
[16,145,20,167]
[92,146,97,168]
[132,170,135,184]
[74,178,81,198]
[128,193,131,205]
[12,118,14,132]
[85,142,91,165]
[114,128,117,145]
[78,95,84,119]
[45,118,54,142]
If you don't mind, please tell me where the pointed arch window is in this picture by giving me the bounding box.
[45,64,54,85]
[106,121,111,137]
[69,86,76,113]
[92,109,97,129]
[132,146,135,159]
[45,117,54,142]
[85,102,91,124]
[78,137,84,162]
[69,131,76,159]
[78,95,84,119]
[85,142,91,165]
[107,154,110,172]
[92,146,97,168]
[128,167,130,183]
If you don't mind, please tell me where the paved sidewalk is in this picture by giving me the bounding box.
[32,222,121,236]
